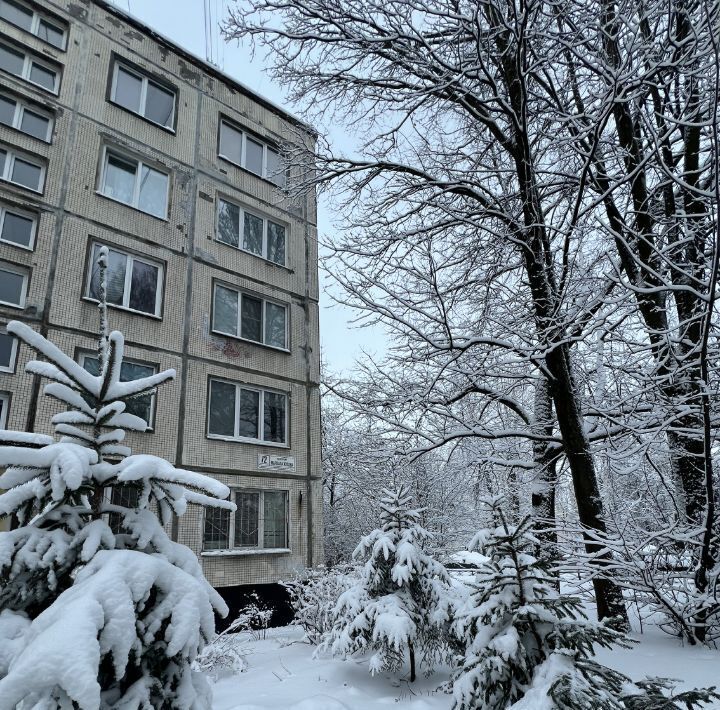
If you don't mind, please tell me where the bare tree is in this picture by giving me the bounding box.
[225,0,718,623]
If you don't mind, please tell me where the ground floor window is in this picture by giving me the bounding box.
[108,485,140,534]
[203,489,288,551]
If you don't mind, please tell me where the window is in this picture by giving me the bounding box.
[86,243,163,317]
[203,506,230,550]
[0,0,67,49]
[213,284,287,350]
[217,198,286,265]
[80,354,156,426]
[99,148,169,218]
[0,93,52,141]
[0,41,60,92]
[208,379,287,444]
[108,485,140,534]
[110,61,176,129]
[203,489,288,551]
[0,331,18,373]
[0,145,45,191]
[0,262,28,307]
[0,392,8,428]
[0,203,36,249]
[218,120,286,187]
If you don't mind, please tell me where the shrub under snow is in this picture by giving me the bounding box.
[284,564,359,645]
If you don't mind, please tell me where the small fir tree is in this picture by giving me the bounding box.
[324,485,452,681]
[0,247,236,709]
[451,498,718,710]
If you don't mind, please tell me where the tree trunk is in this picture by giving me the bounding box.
[531,377,558,571]
[408,642,416,682]
[513,138,628,624]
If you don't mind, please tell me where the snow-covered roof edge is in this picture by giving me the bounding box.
[92,0,317,137]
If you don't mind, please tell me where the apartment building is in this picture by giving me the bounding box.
[0,0,322,602]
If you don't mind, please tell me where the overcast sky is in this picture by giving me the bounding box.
[109,0,384,374]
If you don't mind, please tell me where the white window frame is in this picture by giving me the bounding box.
[0,330,18,373]
[0,261,28,308]
[203,488,289,551]
[0,92,53,141]
[79,352,157,428]
[110,61,176,129]
[85,243,164,318]
[0,392,8,429]
[0,41,60,93]
[0,145,46,192]
[0,202,37,250]
[0,0,67,49]
[216,197,287,266]
[207,378,289,446]
[98,147,170,218]
[218,119,285,186]
[212,283,289,351]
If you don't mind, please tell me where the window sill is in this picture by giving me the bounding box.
[0,238,34,252]
[108,99,177,134]
[217,154,286,190]
[211,329,290,355]
[1,71,60,95]
[95,191,169,222]
[81,297,162,321]
[0,121,52,144]
[0,177,42,195]
[2,22,67,53]
[213,238,292,273]
[201,547,291,557]
[206,433,290,448]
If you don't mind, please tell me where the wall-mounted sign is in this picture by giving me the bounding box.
[257,453,296,472]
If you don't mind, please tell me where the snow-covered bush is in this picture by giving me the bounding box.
[284,564,358,644]
[0,248,236,709]
[193,614,249,682]
[234,592,274,640]
[451,498,718,710]
[323,486,453,681]
[612,530,720,645]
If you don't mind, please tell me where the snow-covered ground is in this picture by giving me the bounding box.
[211,626,720,710]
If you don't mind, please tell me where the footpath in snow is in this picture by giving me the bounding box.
[211,626,720,710]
